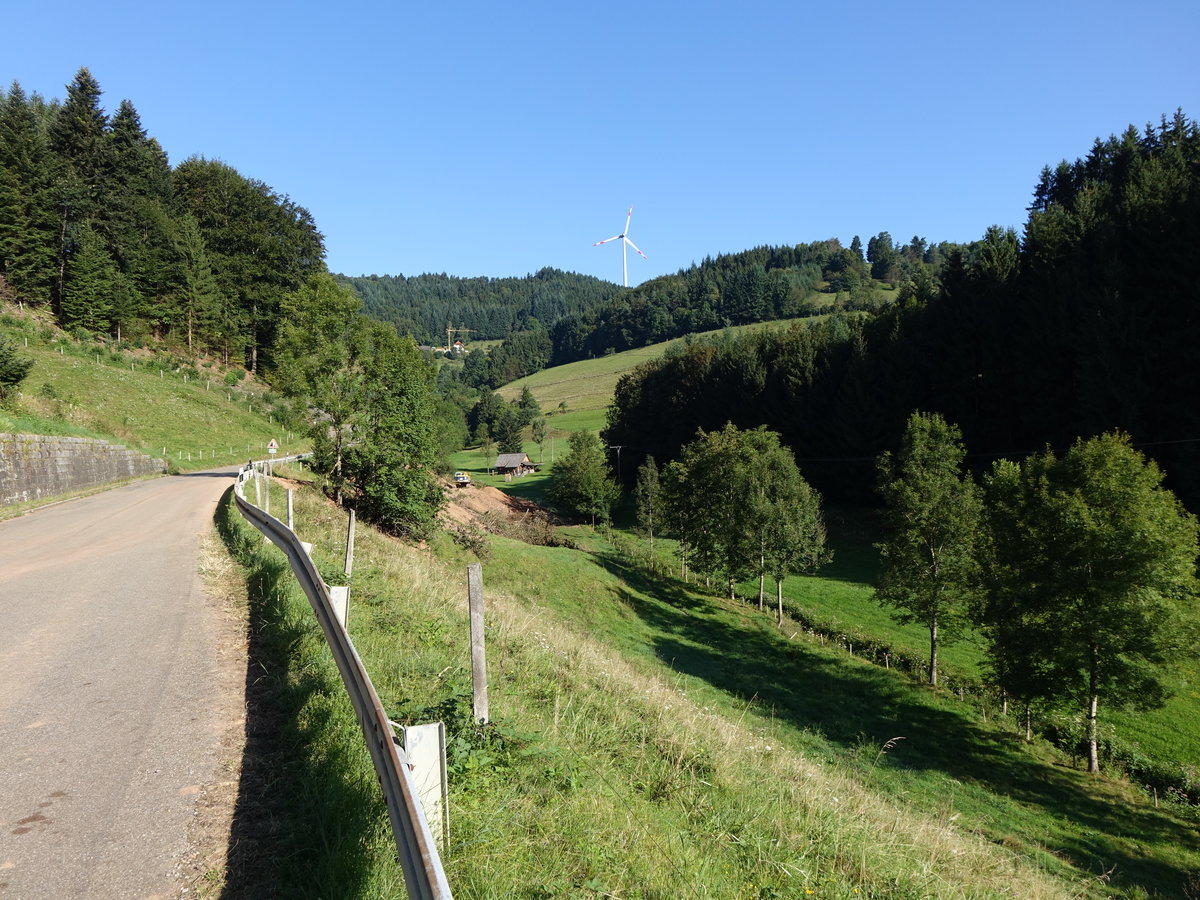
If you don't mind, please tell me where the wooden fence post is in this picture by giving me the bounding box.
[468,563,488,723]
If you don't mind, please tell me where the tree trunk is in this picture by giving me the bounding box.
[928,617,938,685]
[1087,649,1100,774]
[758,570,765,610]
[250,301,258,373]
[1024,702,1032,742]
[776,578,783,627]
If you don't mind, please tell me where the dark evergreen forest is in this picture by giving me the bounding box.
[336,269,622,346]
[0,68,324,371]
[605,112,1200,510]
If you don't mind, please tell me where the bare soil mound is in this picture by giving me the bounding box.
[441,481,548,528]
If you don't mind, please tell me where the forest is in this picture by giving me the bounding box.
[604,112,1200,511]
[0,69,446,538]
[0,69,324,372]
[338,268,622,345]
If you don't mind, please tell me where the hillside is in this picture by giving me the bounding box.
[209,462,1200,898]
[495,315,844,425]
[0,305,296,477]
[338,268,623,346]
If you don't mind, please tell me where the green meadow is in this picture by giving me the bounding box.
[496,317,827,416]
[0,309,302,471]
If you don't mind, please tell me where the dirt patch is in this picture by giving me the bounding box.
[441,480,549,528]
[175,526,251,898]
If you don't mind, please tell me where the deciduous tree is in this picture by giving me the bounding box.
[875,411,982,686]
[550,430,620,526]
[634,455,661,552]
[982,433,1199,773]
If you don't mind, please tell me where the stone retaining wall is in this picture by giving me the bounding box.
[0,433,166,506]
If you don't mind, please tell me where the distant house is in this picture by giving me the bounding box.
[493,452,537,477]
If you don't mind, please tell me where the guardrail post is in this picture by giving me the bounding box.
[287,488,294,531]
[344,509,356,577]
[401,722,449,850]
[468,563,488,724]
[263,470,271,516]
[330,585,349,628]
[232,461,453,898]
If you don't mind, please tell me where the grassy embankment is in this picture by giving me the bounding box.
[0,307,302,480]
[213,463,1119,898]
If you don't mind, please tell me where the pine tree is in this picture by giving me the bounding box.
[493,406,525,454]
[49,68,114,251]
[347,322,444,538]
[107,98,177,318]
[0,334,34,403]
[60,225,114,333]
[0,83,58,304]
[174,213,221,353]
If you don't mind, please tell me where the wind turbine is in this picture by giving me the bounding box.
[592,205,647,287]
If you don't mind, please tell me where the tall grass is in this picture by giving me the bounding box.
[215,470,1092,898]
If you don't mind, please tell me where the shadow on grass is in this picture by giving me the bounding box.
[593,550,1200,897]
[214,490,381,899]
[495,472,554,507]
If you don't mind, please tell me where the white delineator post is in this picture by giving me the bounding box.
[468,563,488,724]
[344,509,356,577]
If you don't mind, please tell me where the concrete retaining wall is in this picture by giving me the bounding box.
[0,433,165,506]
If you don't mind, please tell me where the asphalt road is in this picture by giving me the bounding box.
[0,470,243,899]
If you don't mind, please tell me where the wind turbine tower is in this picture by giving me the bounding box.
[592,205,647,287]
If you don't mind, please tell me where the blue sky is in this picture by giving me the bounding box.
[4,1,1198,285]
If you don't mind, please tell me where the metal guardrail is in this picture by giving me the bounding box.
[234,459,453,900]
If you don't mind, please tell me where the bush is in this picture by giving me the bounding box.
[0,336,34,404]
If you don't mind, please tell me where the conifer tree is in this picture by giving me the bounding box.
[0,83,57,304]
[174,213,221,353]
[0,334,34,404]
[493,406,525,454]
[60,225,114,333]
[347,321,444,538]
[49,68,113,239]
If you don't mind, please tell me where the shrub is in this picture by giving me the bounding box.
[0,336,34,404]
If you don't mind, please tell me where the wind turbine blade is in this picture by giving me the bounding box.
[624,205,633,235]
[593,235,622,246]
[625,236,647,259]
